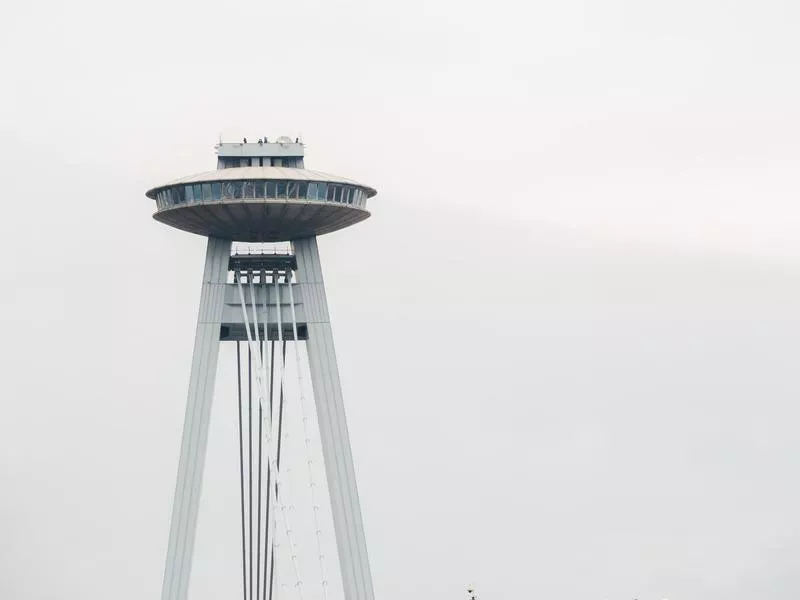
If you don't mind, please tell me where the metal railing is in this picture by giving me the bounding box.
[232,242,293,256]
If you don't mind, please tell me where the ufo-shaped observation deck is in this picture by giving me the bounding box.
[146,166,378,242]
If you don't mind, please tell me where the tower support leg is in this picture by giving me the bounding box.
[161,237,232,600]
[293,236,376,600]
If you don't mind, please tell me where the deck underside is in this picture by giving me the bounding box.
[153,200,370,241]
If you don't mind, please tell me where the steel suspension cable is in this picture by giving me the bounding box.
[248,344,253,600]
[256,341,264,600]
[263,275,279,600]
[236,342,248,600]
[258,274,278,600]
[287,276,330,599]
[263,339,274,600]
[268,339,286,600]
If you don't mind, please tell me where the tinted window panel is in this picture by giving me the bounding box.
[276,181,287,198]
[202,183,212,200]
[233,181,244,199]
[243,181,255,198]
[266,181,276,197]
[307,182,318,200]
[287,182,298,198]
[211,182,221,200]
[298,182,308,198]
[254,181,265,198]
[222,182,236,200]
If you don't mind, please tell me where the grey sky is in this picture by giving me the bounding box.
[2,0,800,599]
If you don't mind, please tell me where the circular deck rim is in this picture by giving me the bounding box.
[146,166,377,199]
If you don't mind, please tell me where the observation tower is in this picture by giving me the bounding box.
[146,137,378,600]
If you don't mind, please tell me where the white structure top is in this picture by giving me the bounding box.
[216,139,304,158]
[146,167,377,198]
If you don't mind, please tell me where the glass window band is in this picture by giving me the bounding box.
[157,181,368,208]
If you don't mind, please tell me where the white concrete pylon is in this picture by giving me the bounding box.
[294,236,376,600]
[161,236,231,600]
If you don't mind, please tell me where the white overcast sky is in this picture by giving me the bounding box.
[2,0,800,599]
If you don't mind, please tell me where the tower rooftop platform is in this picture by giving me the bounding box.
[216,140,304,158]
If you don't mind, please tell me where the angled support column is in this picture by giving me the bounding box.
[162,237,232,600]
[293,236,375,600]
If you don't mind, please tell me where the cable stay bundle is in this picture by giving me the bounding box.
[233,259,331,600]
